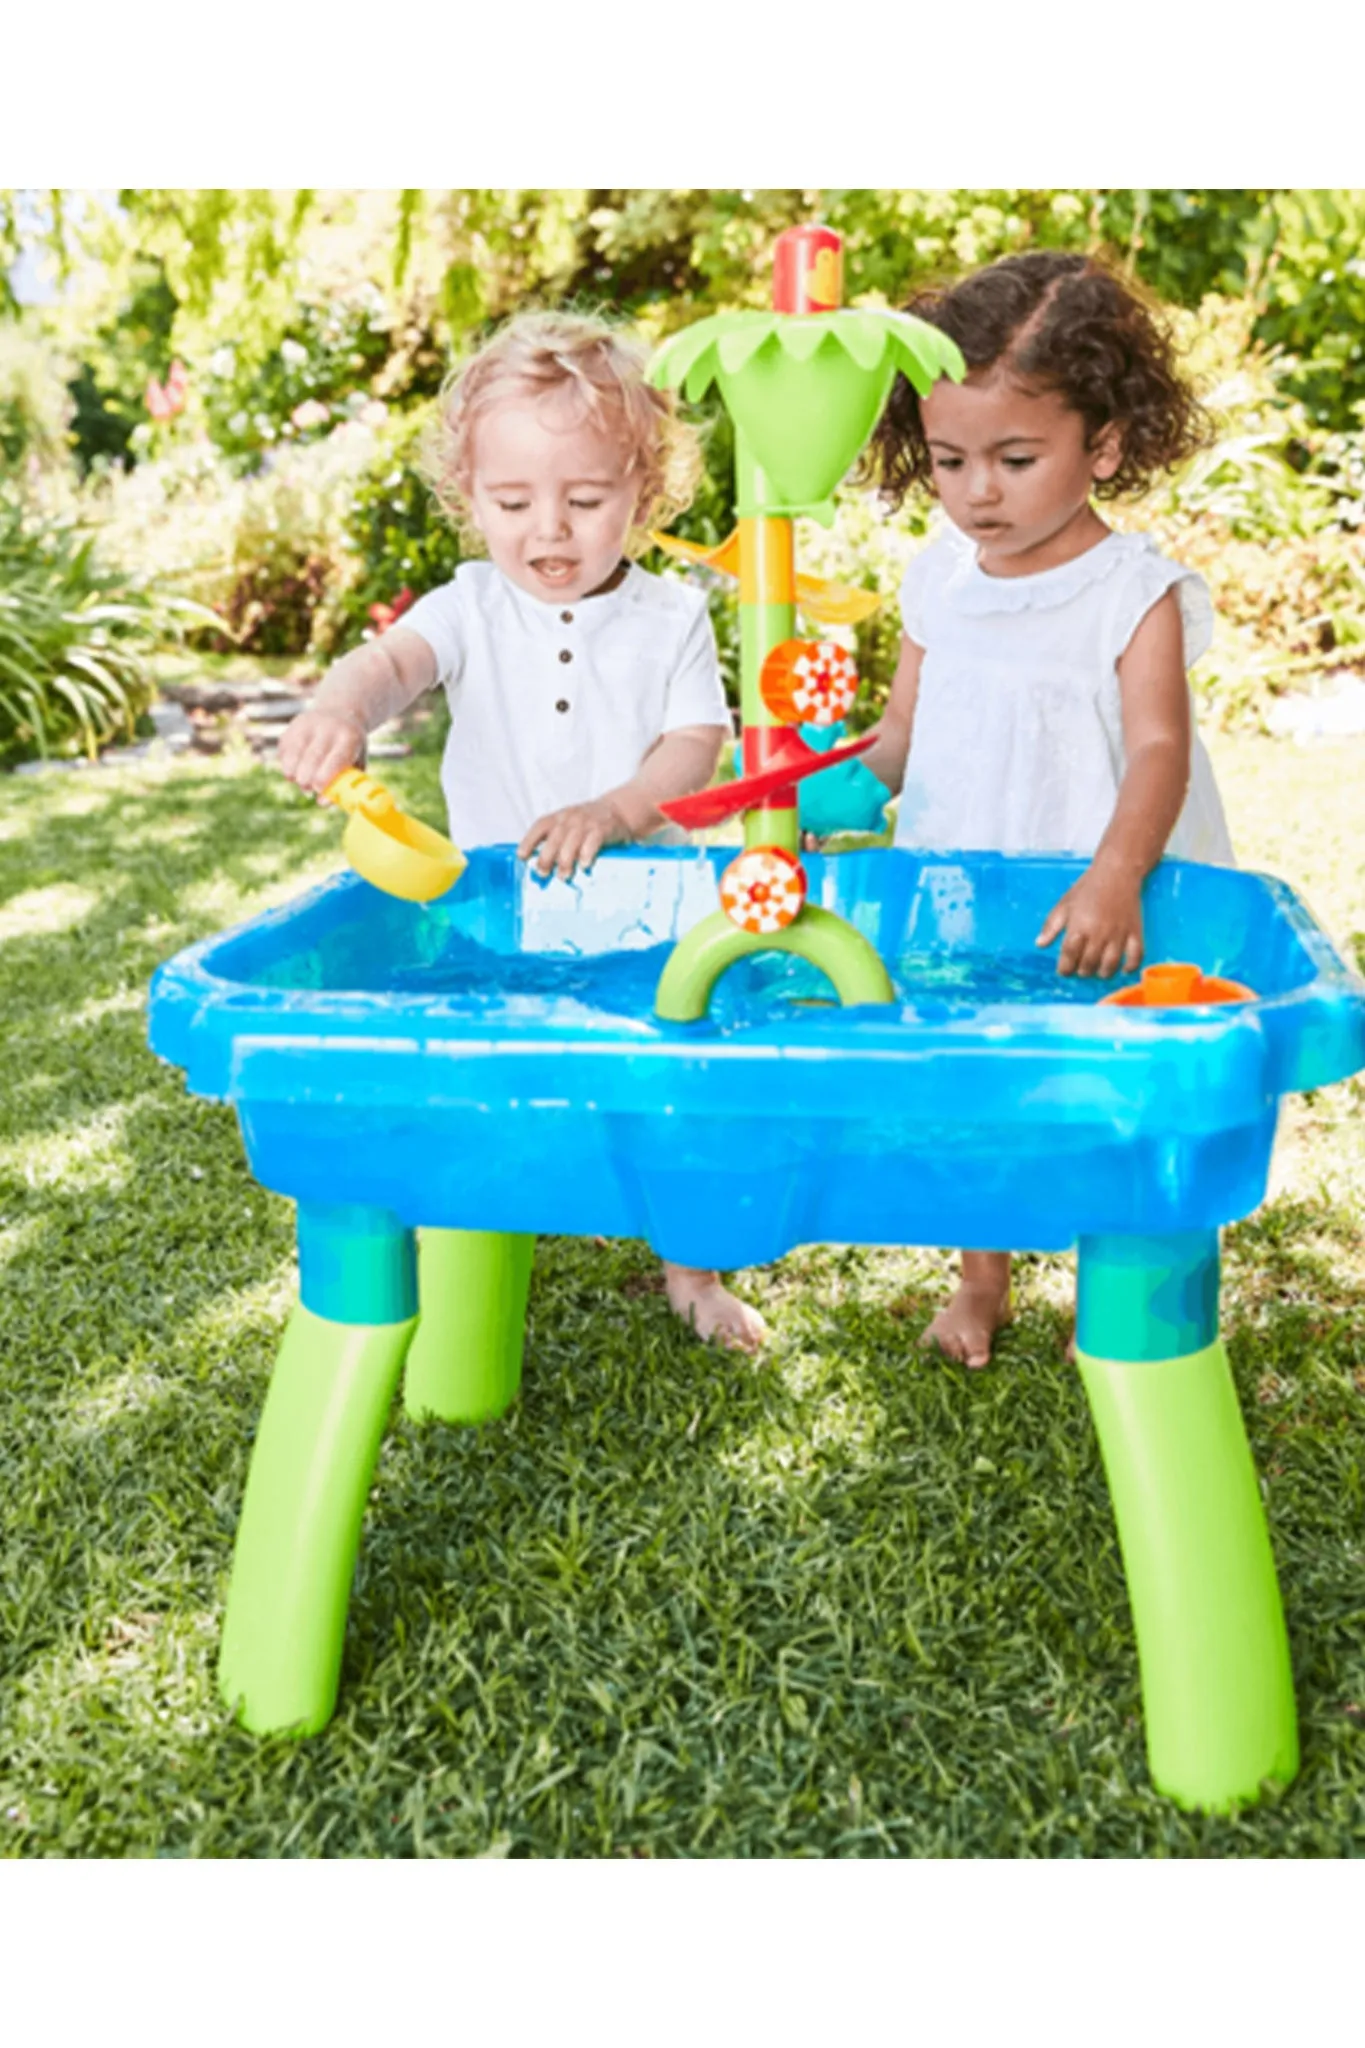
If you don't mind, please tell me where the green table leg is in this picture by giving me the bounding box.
[1075,1230,1298,1810]
[218,1203,417,1736]
[403,1228,535,1424]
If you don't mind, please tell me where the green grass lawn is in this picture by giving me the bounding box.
[1,718,1363,1857]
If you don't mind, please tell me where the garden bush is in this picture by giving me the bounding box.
[199,288,397,470]
[0,321,74,483]
[206,426,393,657]
[0,491,202,765]
[64,256,179,474]
[315,404,461,654]
[18,188,1365,438]
[1136,297,1365,724]
[89,426,383,661]
[86,436,245,599]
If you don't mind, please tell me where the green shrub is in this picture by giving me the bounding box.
[199,290,397,469]
[210,427,383,656]
[89,426,381,661]
[1132,296,1365,724]
[0,492,202,765]
[1249,191,1365,431]
[65,257,179,474]
[315,404,461,654]
[85,437,245,600]
[0,321,74,481]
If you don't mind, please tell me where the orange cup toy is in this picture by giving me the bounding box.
[1100,961,1256,1008]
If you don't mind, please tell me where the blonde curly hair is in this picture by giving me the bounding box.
[422,310,702,554]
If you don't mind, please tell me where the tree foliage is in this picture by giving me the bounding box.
[1,189,1361,747]
[7,188,1364,431]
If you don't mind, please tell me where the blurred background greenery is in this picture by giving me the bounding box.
[1,187,1363,766]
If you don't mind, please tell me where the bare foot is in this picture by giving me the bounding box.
[663,1261,769,1353]
[923,1252,1012,1370]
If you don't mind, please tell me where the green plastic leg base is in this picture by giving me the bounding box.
[654,903,895,1022]
[403,1228,534,1424]
[219,1303,415,1737]
[1076,1337,1299,1811]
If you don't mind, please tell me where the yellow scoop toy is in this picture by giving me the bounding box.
[322,768,466,903]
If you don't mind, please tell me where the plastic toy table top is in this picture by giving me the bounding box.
[149,846,1365,1269]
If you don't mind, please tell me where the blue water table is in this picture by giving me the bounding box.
[148,224,1365,1813]
[148,842,1365,1809]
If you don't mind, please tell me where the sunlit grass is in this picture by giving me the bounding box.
[0,714,1362,1857]
[0,882,99,941]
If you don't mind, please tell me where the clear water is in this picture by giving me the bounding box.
[308,928,1118,1030]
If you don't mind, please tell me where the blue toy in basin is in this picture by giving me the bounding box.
[149,845,1365,1809]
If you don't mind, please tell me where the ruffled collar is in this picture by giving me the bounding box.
[941,524,1154,617]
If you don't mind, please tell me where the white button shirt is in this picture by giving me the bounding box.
[400,560,731,848]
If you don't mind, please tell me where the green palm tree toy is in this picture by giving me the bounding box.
[648,225,965,1024]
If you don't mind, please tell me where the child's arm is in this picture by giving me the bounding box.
[278,628,437,795]
[1037,590,1192,978]
[519,724,728,880]
[857,634,924,796]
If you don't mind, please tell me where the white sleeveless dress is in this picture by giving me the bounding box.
[893,523,1235,864]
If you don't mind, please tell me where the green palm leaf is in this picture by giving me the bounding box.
[650,306,963,510]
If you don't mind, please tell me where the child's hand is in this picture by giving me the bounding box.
[518,796,630,880]
[798,756,892,841]
[1036,856,1144,979]
[278,708,367,797]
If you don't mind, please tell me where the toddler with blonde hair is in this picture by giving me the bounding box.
[280,310,766,1350]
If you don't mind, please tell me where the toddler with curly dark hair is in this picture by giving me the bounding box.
[858,249,1234,1369]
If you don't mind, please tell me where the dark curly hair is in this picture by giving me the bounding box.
[864,250,1212,507]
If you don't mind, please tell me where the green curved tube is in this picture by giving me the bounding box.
[404,1228,535,1424]
[1076,1337,1298,1810]
[654,903,895,1023]
[218,1305,415,1736]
